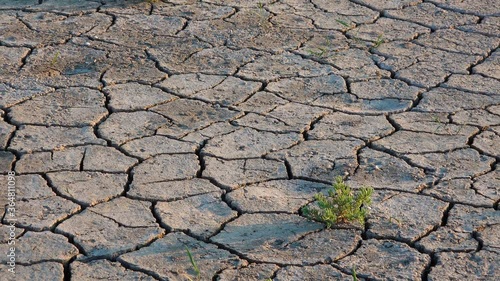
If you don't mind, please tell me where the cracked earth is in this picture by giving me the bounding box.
[0,0,499,280]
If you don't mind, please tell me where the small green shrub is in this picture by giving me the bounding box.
[302,177,373,227]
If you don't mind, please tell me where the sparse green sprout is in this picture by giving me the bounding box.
[306,36,339,59]
[432,115,445,133]
[336,19,351,28]
[325,37,333,47]
[184,246,200,281]
[254,1,271,28]
[431,115,463,135]
[307,47,327,58]
[302,177,373,227]
[372,34,384,48]
[389,216,402,226]
[352,266,358,281]
[336,19,362,42]
[50,51,61,68]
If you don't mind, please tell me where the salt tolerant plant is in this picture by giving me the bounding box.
[302,177,373,228]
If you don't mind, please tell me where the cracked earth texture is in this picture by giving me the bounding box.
[0,0,499,280]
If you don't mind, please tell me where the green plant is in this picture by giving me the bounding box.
[254,2,271,28]
[307,47,328,58]
[184,246,200,281]
[352,266,358,281]
[336,19,363,44]
[432,115,464,135]
[336,19,352,28]
[302,177,373,227]
[50,51,61,69]
[307,37,336,58]
[389,216,402,226]
[372,33,384,48]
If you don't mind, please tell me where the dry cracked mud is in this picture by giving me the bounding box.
[0,0,499,280]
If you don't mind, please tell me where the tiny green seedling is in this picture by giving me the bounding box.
[389,216,402,227]
[306,37,336,58]
[184,246,200,281]
[455,123,465,135]
[432,115,445,133]
[50,51,61,69]
[255,2,270,28]
[307,47,327,58]
[432,115,464,135]
[352,266,358,281]
[372,34,384,48]
[336,19,363,43]
[302,177,373,227]
[336,19,351,28]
